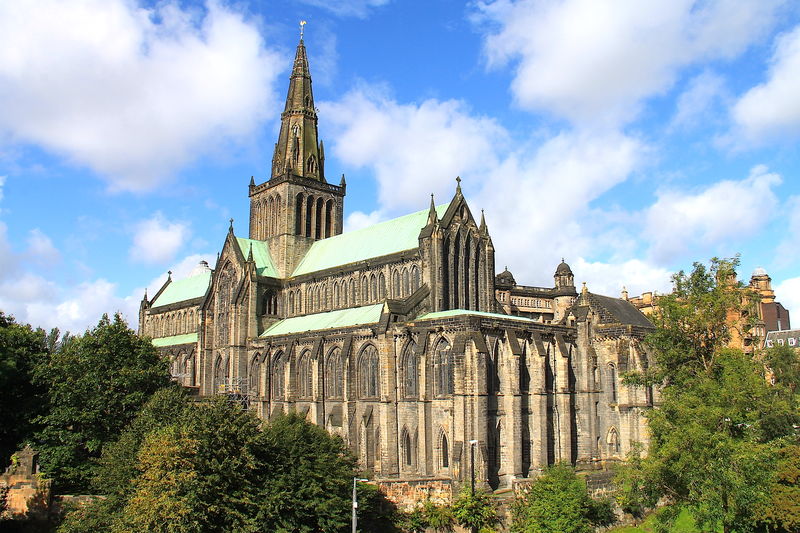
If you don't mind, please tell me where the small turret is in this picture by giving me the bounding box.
[553,259,578,322]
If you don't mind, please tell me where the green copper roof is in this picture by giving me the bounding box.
[152,272,211,308]
[152,332,198,347]
[236,237,278,277]
[414,309,537,323]
[291,203,449,276]
[260,304,385,337]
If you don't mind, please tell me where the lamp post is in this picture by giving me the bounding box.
[468,440,479,533]
[352,477,369,533]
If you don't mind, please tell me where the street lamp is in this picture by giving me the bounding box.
[352,477,369,533]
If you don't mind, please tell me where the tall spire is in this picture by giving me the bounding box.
[271,33,324,182]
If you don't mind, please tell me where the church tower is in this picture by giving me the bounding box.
[249,36,346,277]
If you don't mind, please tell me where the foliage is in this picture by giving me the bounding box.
[33,313,171,493]
[397,506,428,533]
[355,480,401,532]
[422,499,455,532]
[754,443,800,533]
[450,486,500,532]
[620,258,800,533]
[0,311,49,466]
[512,463,614,533]
[631,256,756,388]
[765,345,800,395]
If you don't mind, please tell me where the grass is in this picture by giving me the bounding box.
[609,508,704,532]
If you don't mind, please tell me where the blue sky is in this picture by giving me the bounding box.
[0,0,799,333]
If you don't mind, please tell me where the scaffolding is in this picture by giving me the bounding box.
[217,377,252,410]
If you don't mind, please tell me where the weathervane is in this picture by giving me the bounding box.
[300,20,306,39]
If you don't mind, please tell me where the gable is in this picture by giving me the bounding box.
[236,237,278,277]
[291,203,449,277]
[151,271,212,308]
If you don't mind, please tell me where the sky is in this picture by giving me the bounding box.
[0,0,799,334]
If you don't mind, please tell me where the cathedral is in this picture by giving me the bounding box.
[138,38,655,496]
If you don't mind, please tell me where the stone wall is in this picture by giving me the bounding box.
[376,478,453,512]
[0,446,51,520]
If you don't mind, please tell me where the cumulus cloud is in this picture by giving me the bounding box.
[345,210,384,232]
[477,130,647,283]
[475,0,783,126]
[130,212,191,264]
[0,0,284,191]
[26,228,61,266]
[571,258,673,299]
[321,84,507,213]
[296,0,391,18]
[644,165,781,262]
[732,24,800,142]
[774,276,800,325]
[671,70,726,129]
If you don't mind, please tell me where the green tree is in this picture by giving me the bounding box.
[754,442,800,532]
[0,312,49,465]
[33,313,170,492]
[422,499,454,533]
[512,463,613,533]
[450,486,500,533]
[620,258,800,533]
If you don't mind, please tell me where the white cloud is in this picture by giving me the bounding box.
[732,24,800,142]
[572,258,673,299]
[775,195,800,267]
[477,130,647,284]
[26,228,61,265]
[142,253,217,298]
[130,212,191,264]
[774,276,800,327]
[644,165,781,262]
[345,210,385,232]
[671,70,726,129]
[0,0,284,191]
[475,0,783,126]
[296,0,391,18]
[321,84,507,213]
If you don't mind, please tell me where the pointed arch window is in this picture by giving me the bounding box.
[392,270,401,297]
[298,350,312,399]
[411,265,421,292]
[401,340,418,398]
[249,356,261,397]
[608,363,618,403]
[378,273,386,300]
[434,338,454,396]
[271,351,285,399]
[325,347,343,399]
[440,431,450,468]
[401,427,416,470]
[359,344,380,399]
[370,274,378,301]
[607,427,620,454]
[402,268,410,295]
[488,339,501,394]
[361,276,369,304]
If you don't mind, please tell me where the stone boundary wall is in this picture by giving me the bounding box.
[375,477,453,511]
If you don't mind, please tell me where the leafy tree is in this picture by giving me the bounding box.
[754,442,800,532]
[450,486,500,533]
[0,312,49,465]
[422,499,454,533]
[33,313,171,492]
[620,258,800,533]
[512,463,613,533]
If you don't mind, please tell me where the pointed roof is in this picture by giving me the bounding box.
[151,270,212,308]
[292,203,450,276]
[235,237,278,277]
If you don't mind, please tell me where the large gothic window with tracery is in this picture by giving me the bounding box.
[298,350,312,399]
[434,338,454,396]
[271,351,285,399]
[401,340,418,398]
[216,263,236,345]
[325,347,343,399]
[359,344,380,399]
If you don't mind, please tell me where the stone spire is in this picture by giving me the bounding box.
[271,37,324,182]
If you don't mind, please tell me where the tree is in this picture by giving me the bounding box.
[512,463,614,533]
[754,442,800,532]
[0,312,49,466]
[33,313,171,492]
[450,486,500,533]
[619,258,800,533]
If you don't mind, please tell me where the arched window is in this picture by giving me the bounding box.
[440,431,450,468]
[334,282,340,308]
[213,356,226,393]
[249,356,261,397]
[401,340,418,398]
[325,347,343,399]
[402,427,416,470]
[434,338,454,396]
[361,276,369,304]
[370,274,378,302]
[349,279,356,305]
[488,339,501,394]
[289,291,295,315]
[298,350,312,399]
[378,273,386,300]
[295,193,303,236]
[271,351,285,399]
[608,363,618,403]
[392,270,400,297]
[359,344,380,398]
[411,265,421,292]
[402,268,410,296]
[607,427,620,454]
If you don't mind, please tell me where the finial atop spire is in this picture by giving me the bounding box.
[249,176,255,187]
[167,270,172,280]
[427,193,438,224]
[299,20,306,40]
[479,209,487,233]
[247,243,254,262]
[229,218,234,233]
[456,175,462,193]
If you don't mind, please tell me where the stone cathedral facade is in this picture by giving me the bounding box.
[139,39,655,494]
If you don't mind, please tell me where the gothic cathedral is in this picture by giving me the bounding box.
[139,38,655,498]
